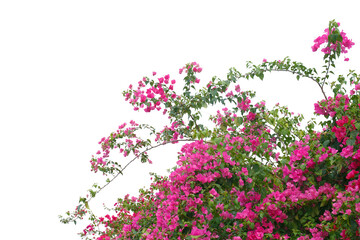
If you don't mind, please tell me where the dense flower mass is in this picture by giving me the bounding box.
[311,21,355,61]
[60,20,360,239]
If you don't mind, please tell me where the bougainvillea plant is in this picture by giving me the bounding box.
[60,20,360,239]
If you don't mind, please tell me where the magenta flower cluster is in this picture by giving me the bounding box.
[61,21,360,240]
[311,22,355,61]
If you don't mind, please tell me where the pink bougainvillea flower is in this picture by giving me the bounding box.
[312,23,355,61]
[346,170,359,180]
[209,188,219,197]
[67,21,360,240]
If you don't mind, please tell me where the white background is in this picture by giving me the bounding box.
[1,1,360,239]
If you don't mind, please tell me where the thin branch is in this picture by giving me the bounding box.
[322,57,332,88]
[259,68,328,100]
[86,138,210,204]
[188,111,201,131]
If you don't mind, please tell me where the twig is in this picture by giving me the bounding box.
[260,68,328,100]
[86,138,210,203]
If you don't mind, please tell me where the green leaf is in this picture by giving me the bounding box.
[76,204,82,211]
[212,138,222,145]
[249,222,255,229]
[346,138,356,146]
[89,190,96,198]
[235,117,243,126]
[300,164,306,171]
[323,140,330,147]
[350,131,359,139]
[320,198,328,207]
[190,236,203,239]
[259,72,264,80]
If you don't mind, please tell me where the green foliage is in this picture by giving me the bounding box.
[60,20,360,240]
